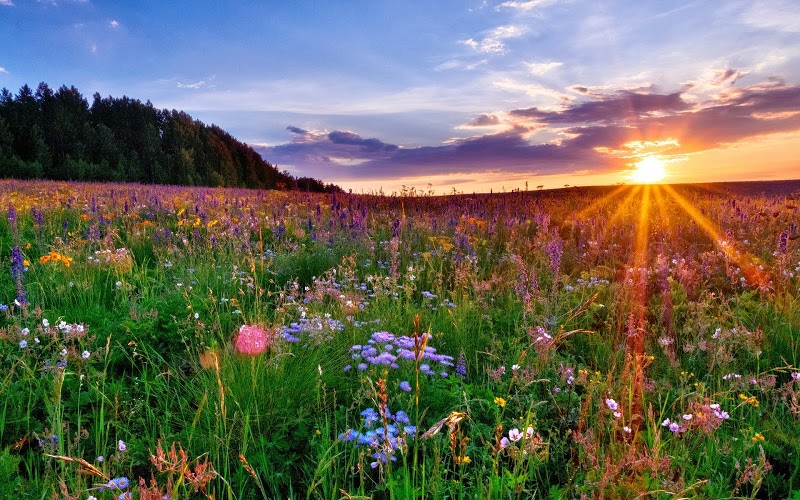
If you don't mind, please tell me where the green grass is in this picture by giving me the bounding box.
[0,179,799,498]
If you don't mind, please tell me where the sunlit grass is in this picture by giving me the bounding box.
[0,179,798,497]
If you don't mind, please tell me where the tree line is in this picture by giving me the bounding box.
[0,82,339,192]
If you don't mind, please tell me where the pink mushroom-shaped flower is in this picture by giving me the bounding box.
[234,324,273,355]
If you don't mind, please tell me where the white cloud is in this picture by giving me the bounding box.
[525,61,562,76]
[460,25,526,54]
[496,0,555,12]
[433,59,488,71]
[0,66,8,74]
[109,20,119,28]
[742,0,800,32]
[0,0,15,6]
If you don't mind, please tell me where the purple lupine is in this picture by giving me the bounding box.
[778,230,789,254]
[456,351,467,380]
[31,207,45,227]
[545,238,563,275]
[8,204,17,233]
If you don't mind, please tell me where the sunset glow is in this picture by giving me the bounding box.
[631,157,667,184]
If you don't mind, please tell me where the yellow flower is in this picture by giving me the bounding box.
[751,433,765,443]
[494,397,507,408]
[456,455,471,465]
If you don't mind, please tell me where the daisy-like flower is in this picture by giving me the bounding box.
[605,398,618,411]
[399,381,412,392]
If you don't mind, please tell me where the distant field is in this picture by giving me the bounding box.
[1,178,799,498]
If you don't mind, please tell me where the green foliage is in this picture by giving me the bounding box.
[0,82,340,192]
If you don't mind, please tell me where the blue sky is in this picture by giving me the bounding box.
[1,0,799,193]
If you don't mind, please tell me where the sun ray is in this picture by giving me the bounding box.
[660,184,773,292]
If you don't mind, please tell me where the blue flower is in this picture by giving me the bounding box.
[108,476,130,489]
[399,380,412,392]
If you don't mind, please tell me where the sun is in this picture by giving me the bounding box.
[631,156,667,184]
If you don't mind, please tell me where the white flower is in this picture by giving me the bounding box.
[508,428,523,442]
[82,351,90,359]
[42,318,49,327]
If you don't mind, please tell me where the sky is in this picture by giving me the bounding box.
[1,0,799,194]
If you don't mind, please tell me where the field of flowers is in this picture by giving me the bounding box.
[1,178,799,499]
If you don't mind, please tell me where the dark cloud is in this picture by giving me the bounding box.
[511,91,689,124]
[286,125,308,135]
[257,82,800,183]
[714,68,746,86]
[468,114,501,126]
[327,130,399,153]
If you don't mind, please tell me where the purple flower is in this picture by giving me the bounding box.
[455,351,467,380]
[605,398,618,411]
[118,440,127,452]
[399,381,412,392]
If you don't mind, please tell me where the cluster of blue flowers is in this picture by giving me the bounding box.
[280,314,345,345]
[344,331,455,377]
[339,407,417,468]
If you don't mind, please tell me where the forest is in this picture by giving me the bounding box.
[0,83,338,193]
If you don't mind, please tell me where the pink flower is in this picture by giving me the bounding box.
[234,325,273,355]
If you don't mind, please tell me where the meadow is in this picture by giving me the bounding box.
[1,178,799,499]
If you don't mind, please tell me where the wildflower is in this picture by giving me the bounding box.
[234,324,273,356]
[82,350,90,359]
[43,318,49,327]
[682,414,693,421]
[118,440,127,452]
[455,351,467,379]
[97,456,104,462]
[19,340,27,349]
[21,327,29,336]
[669,422,681,433]
[751,432,765,443]
[508,428,523,442]
[623,426,632,433]
[399,381,412,392]
[661,418,671,427]
[494,397,507,408]
[605,398,619,411]
[107,476,130,489]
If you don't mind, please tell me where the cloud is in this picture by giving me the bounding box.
[0,0,14,6]
[511,91,688,124]
[109,19,119,28]
[525,61,562,76]
[0,66,8,74]
[496,0,555,12]
[177,75,216,90]
[433,59,488,72]
[468,114,501,126]
[255,81,800,184]
[741,0,800,32]
[460,25,526,54]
